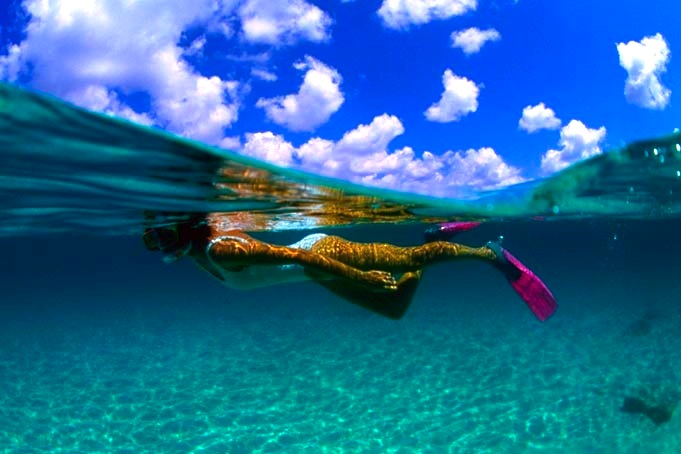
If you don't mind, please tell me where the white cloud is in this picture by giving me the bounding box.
[518,102,561,133]
[336,113,404,155]
[451,27,500,55]
[0,0,335,144]
[238,0,332,45]
[67,84,154,126]
[425,70,479,122]
[540,120,606,174]
[296,137,336,170]
[0,44,22,80]
[242,114,523,197]
[155,49,242,144]
[439,147,524,189]
[256,56,344,131]
[251,68,278,82]
[220,136,242,151]
[0,0,240,144]
[288,114,405,175]
[328,115,524,194]
[226,51,273,64]
[184,36,207,57]
[616,33,671,110]
[378,0,477,29]
[242,131,295,166]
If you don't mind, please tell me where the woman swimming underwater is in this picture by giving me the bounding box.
[143,219,556,321]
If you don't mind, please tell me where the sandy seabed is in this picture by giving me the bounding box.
[1,289,680,454]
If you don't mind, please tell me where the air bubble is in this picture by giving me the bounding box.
[653,148,659,156]
[552,205,560,214]
[676,144,680,152]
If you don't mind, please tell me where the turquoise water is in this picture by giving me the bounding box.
[1,85,681,452]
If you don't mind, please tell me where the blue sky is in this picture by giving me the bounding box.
[0,0,677,197]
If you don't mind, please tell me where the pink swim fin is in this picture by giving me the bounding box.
[424,221,481,242]
[486,242,557,321]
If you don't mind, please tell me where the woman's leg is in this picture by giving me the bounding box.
[310,235,557,321]
[313,270,423,320]
[205,231,399,291]
[309,235,497,271]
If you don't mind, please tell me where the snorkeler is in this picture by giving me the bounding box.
[143,219,556,321]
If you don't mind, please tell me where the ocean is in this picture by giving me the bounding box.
[1,84,680,452]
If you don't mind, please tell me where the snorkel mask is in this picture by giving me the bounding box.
[143,225,191,263]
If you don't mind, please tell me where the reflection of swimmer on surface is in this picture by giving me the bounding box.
[143,219,556,321]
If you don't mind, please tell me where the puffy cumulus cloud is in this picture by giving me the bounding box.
[67,84,154,126]
[336,114,404,155]
[151,49,242,143]
[616,33,671,109]
[242,131,295,166]
[518,102,561,133]
[439,147,524,189]
[350,147,419,175]
[220,136,242,151]
[451,27,500,55]
[256,56,344,131]
[346,144,523,195]
[296,137,337,171]
[425,70,479,123]
[314,115,521,194]
[289,114,405,175]
[378,0,477,29]
[540,120,606,174]
[242,114,523,197]
[238,0,332,45]
[0,0,335,143]
[0,0,240,144]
